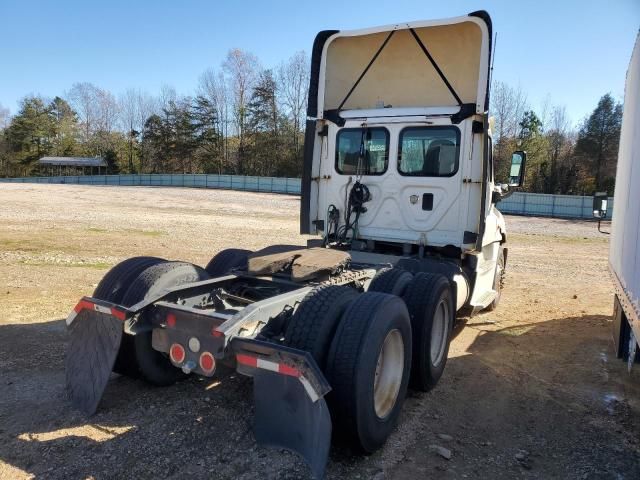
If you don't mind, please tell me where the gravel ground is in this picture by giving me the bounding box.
[0,184,638,479]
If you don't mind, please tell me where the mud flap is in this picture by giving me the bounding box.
[253,369,331,479]
[65,309,123,416]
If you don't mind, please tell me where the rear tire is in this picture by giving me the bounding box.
[402,272,454,391]
[205,248,252,276]
[121,261,210,386]
[93,256,167,377]
[368,267,413,296]
[283,285,358,370]
[326,292,412,453]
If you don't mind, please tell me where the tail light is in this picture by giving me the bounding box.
[169,343,186,364]
[199,352,216,375]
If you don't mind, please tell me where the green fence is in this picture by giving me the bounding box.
[0,174,302,195]
[1,175,611,219]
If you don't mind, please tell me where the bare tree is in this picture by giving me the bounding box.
[277,51,309,154]
[136,91,158,173]
[199,68,230,166]
[119,88,139,134]
[545,104,571,192]
[0,103,10,130]
[159,84,177,114]
[67,82,98,143]
[119,88,143,172]
[223,48,259,172]
[490,81,528,181]
[491,81,528,141]
[95,88,119,134]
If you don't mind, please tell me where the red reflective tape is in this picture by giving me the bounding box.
[166,313,176,327]
[110,307,126,321]
[236,354,257,367]
[211,329,224,338]
[74,299,94,313]
[73,299,126,321]
[278,363,300,377]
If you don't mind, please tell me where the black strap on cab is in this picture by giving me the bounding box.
[324,30,395,127]
[336,30,396,112]
[408,28,476,124]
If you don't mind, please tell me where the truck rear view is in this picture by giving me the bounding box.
[64,11,515,479]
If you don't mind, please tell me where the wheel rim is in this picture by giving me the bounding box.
[374,329,404,419]
[430,299,450,366]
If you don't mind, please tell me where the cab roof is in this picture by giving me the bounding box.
[308,11,492,125]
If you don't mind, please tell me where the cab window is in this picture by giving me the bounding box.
[398,127,460,177]
[336,128,389,175]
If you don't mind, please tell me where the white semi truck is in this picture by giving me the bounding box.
[610,31,640,371]
[65,11,525,477]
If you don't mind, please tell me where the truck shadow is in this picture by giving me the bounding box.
[1,314,639,479]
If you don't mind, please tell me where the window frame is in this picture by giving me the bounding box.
[397,126,461,178]
[334,127,390,176]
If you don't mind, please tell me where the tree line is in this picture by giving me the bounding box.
[492,82,622,195]
[0,55,623,195]
[0,49,309,178]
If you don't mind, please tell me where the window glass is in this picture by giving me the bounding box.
[336,128,389,175]
[398,127,460,177]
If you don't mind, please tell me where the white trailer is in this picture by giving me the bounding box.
[611,31,640,370]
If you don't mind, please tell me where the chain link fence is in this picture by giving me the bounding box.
[0,175,611,219]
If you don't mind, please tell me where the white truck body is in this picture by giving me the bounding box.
[301,12,509,312]
[611,31,640,364]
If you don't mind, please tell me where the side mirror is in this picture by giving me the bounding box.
[509,151,526,187]
[593,192,608,219]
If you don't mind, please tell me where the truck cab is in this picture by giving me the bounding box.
[301,12,518,312]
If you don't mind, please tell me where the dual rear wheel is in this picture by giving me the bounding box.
[95,248,246,386]
[93,257,210,385]
[283,267,454,452]
[98,254,454,453]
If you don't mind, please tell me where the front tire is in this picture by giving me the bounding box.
[402,272,454,391]
[326,292,412,453]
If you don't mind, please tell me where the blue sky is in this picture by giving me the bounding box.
[1,0,638,126]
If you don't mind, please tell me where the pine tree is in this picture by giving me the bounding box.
[247,70,279,175]
[5,97,55,174]
[49,96,79,156]
[518,110,549,192]
[574,93,622,194]
[192,95,223,173]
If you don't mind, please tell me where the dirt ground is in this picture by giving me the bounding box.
[0,184,639,480]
